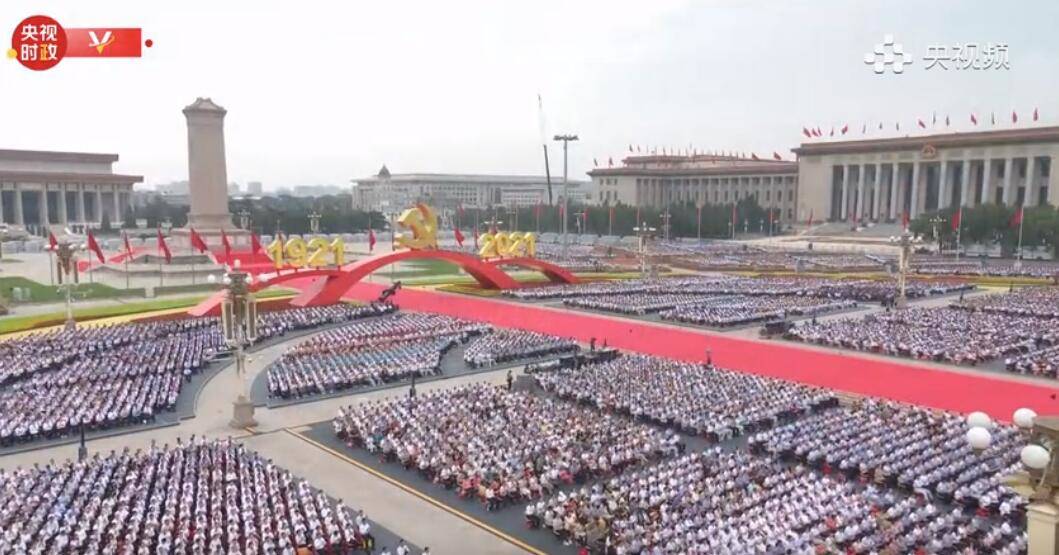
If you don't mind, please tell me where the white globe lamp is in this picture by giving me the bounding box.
[967,411,993,429]
[966,426,992,451]
[1014,408,1038,430]
[1022,444,1051,470]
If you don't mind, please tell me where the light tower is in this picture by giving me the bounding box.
[210,262,258,428]
[553,133,579,255]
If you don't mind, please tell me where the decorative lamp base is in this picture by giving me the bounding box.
[230,396,257,429]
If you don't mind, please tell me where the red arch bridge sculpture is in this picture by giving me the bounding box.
[187,249,579,316]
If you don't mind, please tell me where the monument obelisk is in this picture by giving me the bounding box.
[174,97,246,248]
[184,97,232,229]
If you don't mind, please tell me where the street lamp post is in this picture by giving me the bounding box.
[209,262,258,429]
[660,210,672,241]
[53,240,85,330]
[928,215,946,255]
[962,407,1059,554]
[633,222,657,277]
[308,210,322,236]
[238,209,251,231]
[891,229,921,308]
[553,133,579,256]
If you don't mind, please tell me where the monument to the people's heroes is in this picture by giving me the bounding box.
[171,97,248,248]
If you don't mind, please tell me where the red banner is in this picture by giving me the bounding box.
[65,28,142,57]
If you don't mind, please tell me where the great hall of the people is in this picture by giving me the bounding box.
[590,126,1058,225]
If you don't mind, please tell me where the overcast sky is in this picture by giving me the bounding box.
[3,0,1056,190]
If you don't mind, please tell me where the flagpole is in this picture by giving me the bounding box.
[955,208,962,261]
[1016,206,1025,270]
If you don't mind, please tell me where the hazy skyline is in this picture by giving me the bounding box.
[3,0,1057,190]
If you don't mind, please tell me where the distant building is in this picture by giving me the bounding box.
[227,182,242,195]
[352,165,594,212]
[246,181,263,195]
[290,184,343,197]
[0,148,142,228]
[588,154,799,222]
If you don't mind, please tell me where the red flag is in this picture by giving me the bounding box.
[368,228,377,252]
[902,211,909,230]
[1012,110,1018,124]
[593,158,598,167]
[773,152,782,161]
[157,228,172,263]
[807,210,814,229]
[454,226,465,247]
[751,153,760,161]
[802,127,812,138]
[829,127,834,137]
[608,157,614,167]
[188,228,209,253]
[970,113,978,125]
[917,119,926,129]
[221,229,232,260]
[1033,107,1039,122]
[48,231,58,250]
[534,202,542,218]
[991,112,996,125]
[1011,207,1023,228]
[841,124,849,135]
[251,233,263,255]
[951,208,962,231]
[473,225,479,250]
[86,230,105,263]
[122,232,133,255]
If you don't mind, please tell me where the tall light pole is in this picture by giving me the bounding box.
[891,229,921,308]
[553,134,579,255]
[53,240,84,330]
[660,210,672,241]
[209,262,258,429]
[309,210,322,236]
[633,223,656,277]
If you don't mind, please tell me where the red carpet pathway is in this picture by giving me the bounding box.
[343,283,1059,421]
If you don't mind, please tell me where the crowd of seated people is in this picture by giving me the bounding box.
[563,294,730,315]
[535,355,837,441]
[1005,345,1059,379]
[959,287,1059,319]
[785,306,1059,364]
[0,437,395,554]
[462,329,579,368]
[915,260,1059,279]
[267,312,488,399]
[660,295,857,327]
[0,304,386,446]
[333,384,680,508]
[748,400,1025,512]
[530,448,1025,554]
[507,275,972,307]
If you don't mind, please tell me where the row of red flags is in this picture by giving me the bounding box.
[48,227,265,266]
[804,109,1041,139]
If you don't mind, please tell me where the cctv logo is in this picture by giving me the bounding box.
[88,30,114,54]
[864,34,913,74]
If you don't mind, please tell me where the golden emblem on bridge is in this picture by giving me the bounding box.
[478,231,536,258]
[396,203,439,250]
